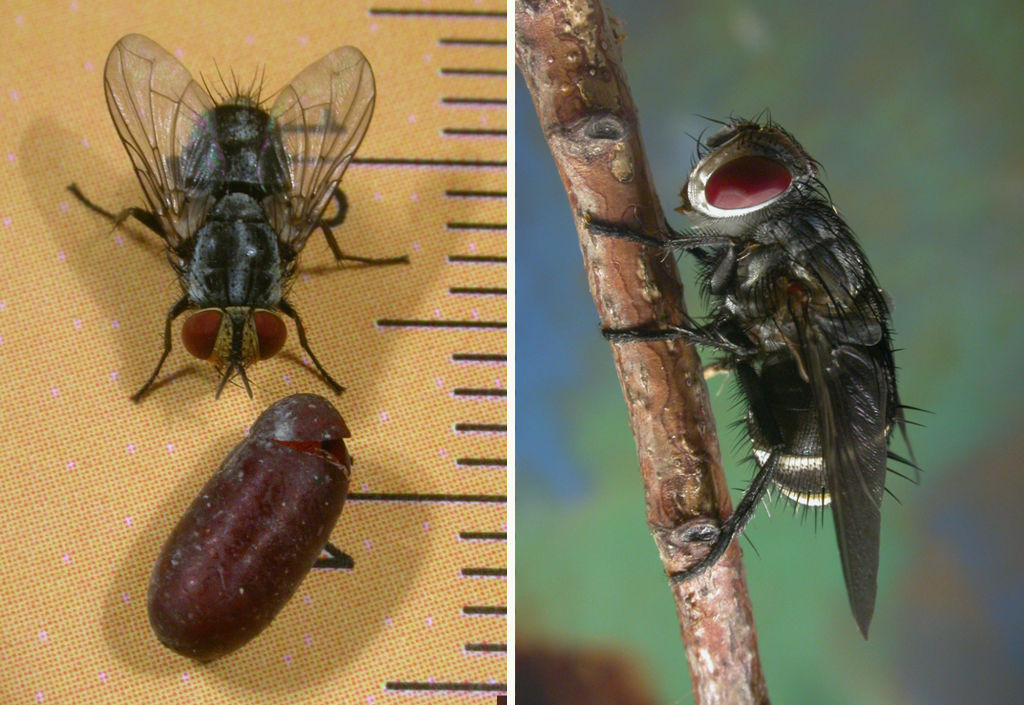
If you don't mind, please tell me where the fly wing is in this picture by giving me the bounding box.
[798,314,889,638]
[103,34,215,248]
[267,46,375,254]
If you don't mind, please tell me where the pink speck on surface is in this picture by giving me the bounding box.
[59,201,69,212]
[298,36,309,46]
[70,1,79,10]
[439,448,447,457]
[34,691,42,703]
[303,634,312,646]
[66,460,75,470]
[73,319,82,329]
[81,138,90,148]
[127,443,135,454]
[10,90,19,101]
[50,388,59,397]
[111,319,120,330]
[433,309,441,319]
[245,35,255,44]
[98,671,107,683]
[38,630,47,643]
[471,310,480,319]
[370,23,379,32]
[385,617,393,627]
[412,242,421,251]
[0,301,5,310]
[166,444,174,454]
[422,521,430,532]
[367,697,374,704]
[6,153,14,163]
[114,235,123,246]
[124,516,133,527]
[180,672,189,683]
[408,114,417,124]
[174,48,184,59]
[379,411,388,421]
[411,193,419,202]
[57,251,66,262]
[435,377,443,387]
[469,242,477,252]
[62,554,71,565]
[283,654,292,665]
[423,54,432,64]
[363,539,371,550]
[361,483,369,491]
[109,371,119,381]
[501,522,507,531]
[15,14,24,24]
[303,594,311,606]
[121,592,130,604]
[426,616,434,627]
[85,61,93,71]
[3,217,12,227]
[373,192,382,202]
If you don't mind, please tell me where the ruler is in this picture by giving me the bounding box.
[339,4,509,700]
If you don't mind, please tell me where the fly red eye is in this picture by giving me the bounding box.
[182,310,222,360]
[253,311,286,360]
[705,155,792,209]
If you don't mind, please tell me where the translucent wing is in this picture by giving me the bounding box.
[104,34,215,248]
[266,46,375,254]
[798,310,890,638]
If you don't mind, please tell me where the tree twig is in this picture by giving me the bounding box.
[515,1,770,703]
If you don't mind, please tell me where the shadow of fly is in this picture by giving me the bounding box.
[70,34,406,401]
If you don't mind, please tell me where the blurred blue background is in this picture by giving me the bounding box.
[515,0,1024,703]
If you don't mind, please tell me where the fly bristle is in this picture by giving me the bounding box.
[201,62,266,107]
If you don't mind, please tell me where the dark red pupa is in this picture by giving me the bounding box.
[147,394,352,661]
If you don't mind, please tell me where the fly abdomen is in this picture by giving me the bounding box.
[183,104,289,198]
[748,354,830,507]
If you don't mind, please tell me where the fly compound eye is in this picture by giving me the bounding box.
[704,155,792,210]
[253,310,287,360]
[182,310,223,360]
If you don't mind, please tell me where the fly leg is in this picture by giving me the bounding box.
[584,213,749,354]
[67,184,166,239]
[669,361,782,582]
[603,322,755,356]
[318,189,410,266]
[132,295,191,402]
[313,542,355,570]
[278,299,344,395]
[583,213,734,251]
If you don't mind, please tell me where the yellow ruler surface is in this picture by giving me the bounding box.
[0,2,507,703]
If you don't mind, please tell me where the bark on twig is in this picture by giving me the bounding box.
[515,2,770,703]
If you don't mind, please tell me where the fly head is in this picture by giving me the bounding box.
[678,118,821,235]
[181,307,287,397]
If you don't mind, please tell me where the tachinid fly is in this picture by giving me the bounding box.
[594,117,916,637]
[70,34,405,401]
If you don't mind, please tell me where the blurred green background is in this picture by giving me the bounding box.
[515,0,1024,703]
